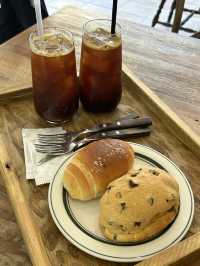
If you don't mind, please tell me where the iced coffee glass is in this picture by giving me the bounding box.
[29,28,79,123]
[80,19,122,113]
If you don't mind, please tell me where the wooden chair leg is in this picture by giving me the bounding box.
[152,0,167,27]
[172,0,185,33]
[167,0,176,23]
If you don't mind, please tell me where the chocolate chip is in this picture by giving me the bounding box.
[149,169,160,176]
[129,180,139,188]
[113,234,117,240]
[131,173,138,177]
[147,197,154,206]
[106,186,112,192]
[5,162,11,170]
[119,225,126,231]
[167,206,176,212]
[116,192,122,198]
[120,202,126,210]
[134,221,141,227]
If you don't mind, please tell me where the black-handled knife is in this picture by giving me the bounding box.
[88,117,152,133]
[75,127,151,151]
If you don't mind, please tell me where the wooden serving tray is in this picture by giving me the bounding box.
[0,65,199,266]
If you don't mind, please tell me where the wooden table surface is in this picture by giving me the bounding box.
[0,6,200,265]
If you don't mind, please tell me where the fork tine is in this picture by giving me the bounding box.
[35,144,66,150]
[36,149,67,155]
[35,147,67,154]
[37,136,64,140]
[37,135,67,141]
[35,147,62,153]
[36,139,70,145]
[35,143,66,147]
[35,142,67,148]
[38,133,67,138]
[37,134,70,140]
[35,145,66,152]
[38,132,71,137]
[37,139,67,144]
[36,146,67,153]
[35,139,78,155]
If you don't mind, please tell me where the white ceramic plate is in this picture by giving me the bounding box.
[48,143,194,263]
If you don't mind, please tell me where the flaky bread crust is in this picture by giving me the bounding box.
[63,139,134,201]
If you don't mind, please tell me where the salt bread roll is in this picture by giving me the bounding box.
[63,139,134,201]
[100,168,180,243]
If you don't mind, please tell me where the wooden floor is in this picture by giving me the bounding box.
[46,0,200,36]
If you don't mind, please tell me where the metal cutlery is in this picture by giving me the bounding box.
[37,112,140,144]
[37,116,152,147]
[35,127,151,156]
[35,112,152,164]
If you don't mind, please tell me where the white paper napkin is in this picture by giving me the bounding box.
[22,128,67,185]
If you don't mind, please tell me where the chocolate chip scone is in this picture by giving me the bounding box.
[99,168,180,243]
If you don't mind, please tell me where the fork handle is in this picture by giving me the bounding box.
[75,127,151,150]
[77,117,152,138]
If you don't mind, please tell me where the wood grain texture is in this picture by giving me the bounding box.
[0,85,32,101]
[0,6,200,266]
[0,6,199,136]
[0,69,200,265]
[137,232,200,266]
[0,180,31,265]
[123,64,200,159]
[0,134,51,266]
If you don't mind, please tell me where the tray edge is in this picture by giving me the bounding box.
[123,64,200,266]
[0,134,51,266]
[122,64,200,159]
[0,64,199,265]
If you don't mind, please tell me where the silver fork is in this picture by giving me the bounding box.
[35,117,152,154]
[37,116,152,149]
[35,127,151,156]
[37,112,140,145]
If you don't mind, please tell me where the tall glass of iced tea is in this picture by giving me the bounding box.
[29,28,79,123]
[80,19,122,112]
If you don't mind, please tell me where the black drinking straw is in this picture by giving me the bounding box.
[111,0,118,34]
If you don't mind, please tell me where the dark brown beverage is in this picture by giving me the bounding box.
[30,28,79,123]
[80,20,122,113]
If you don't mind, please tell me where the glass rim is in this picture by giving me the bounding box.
[29,27,74,45]
[83,19,121,35]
